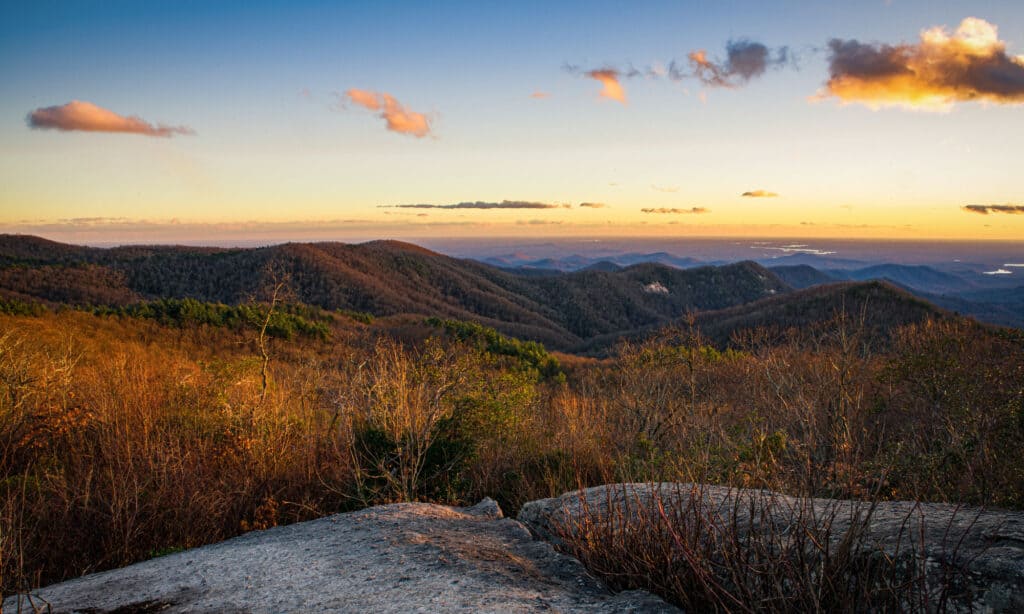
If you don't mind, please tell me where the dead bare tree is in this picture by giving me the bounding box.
[249,263,294,406]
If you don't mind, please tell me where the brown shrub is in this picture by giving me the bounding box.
[1,309,1020,603]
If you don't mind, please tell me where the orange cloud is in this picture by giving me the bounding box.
[346,89,382,110]
[742,190,779,198]
[530,91,550,99]
[586,69,626,104]
[688,50,725,86]
[27,101,194,137]
[820,17,1024,110]
[345,89,432,137]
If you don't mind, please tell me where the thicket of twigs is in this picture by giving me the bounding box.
[1,307,1021,608]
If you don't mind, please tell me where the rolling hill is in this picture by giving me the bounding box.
[0,235,791,352]
[481,251,703,272]
[768,259,1024,329]
[690,281,948,348]
[569,280,950,353]
[767,265,837,289]
[827,264,978,295]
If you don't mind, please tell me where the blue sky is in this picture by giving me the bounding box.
[2,1,1023,242]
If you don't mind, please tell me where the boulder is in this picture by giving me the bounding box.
[518,483,1024,612]
[6,498,676,613]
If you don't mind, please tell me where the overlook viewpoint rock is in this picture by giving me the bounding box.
[5,498,673,613]
[518,484,1024,613]
[10,484,1024,613]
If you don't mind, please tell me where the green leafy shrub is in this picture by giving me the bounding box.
[336,308,375,324]
[92,298,330,340]
[0,298,47,317]
[425,317,562,380]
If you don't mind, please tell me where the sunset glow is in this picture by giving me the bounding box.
[1,1,1022,243]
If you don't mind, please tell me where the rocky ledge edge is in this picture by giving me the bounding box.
[520,483,1024,613]
[9,483,1024,613]
[4,497,674,614]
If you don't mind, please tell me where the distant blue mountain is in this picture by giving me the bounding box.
[773,262,1023,329]
[483,252,703,272]
[752,253,868,270]
[829,264,978,295]
[767,265,837,289]
[473,247,1022,331]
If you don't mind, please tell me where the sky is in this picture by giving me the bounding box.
[1,0,1023,244]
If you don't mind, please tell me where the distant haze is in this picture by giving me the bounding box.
[44,234,1024,273]
[426,237,1024,269]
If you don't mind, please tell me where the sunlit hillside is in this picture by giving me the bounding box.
[2,289,1022,597]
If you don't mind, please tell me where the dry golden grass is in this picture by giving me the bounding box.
[1,309,1021,607]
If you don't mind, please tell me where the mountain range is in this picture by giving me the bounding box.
[462,246,1024,330]
[0,235,787,351]
[2,234,1013,352]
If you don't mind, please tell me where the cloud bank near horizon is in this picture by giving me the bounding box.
[640,207,709,214]
[380,200,572,210]
[962,204,1024,215]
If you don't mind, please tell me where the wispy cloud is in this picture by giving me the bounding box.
[640,207,709,214]
[567,39,792,99]
[579,202,607,208]
[0,217,498,244]
[651,185,680,193]
[517,219,564,225]
[742,190,779,198]
[819,17,1024,110]
[962,204,1024,215]
[689,40,792,88]
[27,101,194,137]
[380,200,571,210]
[530,91,550,99]
[345,89,432,137]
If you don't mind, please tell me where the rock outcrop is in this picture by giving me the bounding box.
[13,484,1023,613]
[5,498,675,614]
[518,483,1024,613]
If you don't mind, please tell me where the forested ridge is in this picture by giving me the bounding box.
[0,235,792,351]
[3,234,1024,609]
